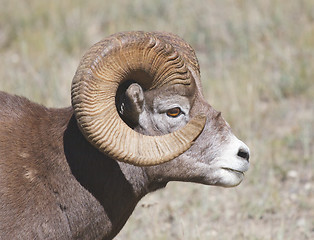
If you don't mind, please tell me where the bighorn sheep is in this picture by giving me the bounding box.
[0,31,250,239]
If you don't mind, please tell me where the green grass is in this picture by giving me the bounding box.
[0,0,313,239]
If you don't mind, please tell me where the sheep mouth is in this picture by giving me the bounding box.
[221,167,245,175]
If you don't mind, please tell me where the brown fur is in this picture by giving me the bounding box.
[0,91,145,239]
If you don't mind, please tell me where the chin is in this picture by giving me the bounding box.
[215,168,245,187]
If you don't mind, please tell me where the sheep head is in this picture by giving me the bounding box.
[71,31,250,187]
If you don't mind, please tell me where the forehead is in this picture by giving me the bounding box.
[144,83,196,107]
[153,95,191,112]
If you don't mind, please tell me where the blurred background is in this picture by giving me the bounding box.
[0,0,313,239]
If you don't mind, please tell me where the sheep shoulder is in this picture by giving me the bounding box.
[0,91,110,239]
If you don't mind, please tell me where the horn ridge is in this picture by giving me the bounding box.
[71,31,206,166]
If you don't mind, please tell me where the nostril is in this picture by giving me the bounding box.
[237,148,250,162]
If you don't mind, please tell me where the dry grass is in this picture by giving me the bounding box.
[0,0,313,239]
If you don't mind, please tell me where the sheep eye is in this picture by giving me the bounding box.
[166,107,182,117]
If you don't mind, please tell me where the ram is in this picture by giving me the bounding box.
[0,31,250,239]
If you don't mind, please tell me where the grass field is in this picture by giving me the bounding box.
[0,0,313,239]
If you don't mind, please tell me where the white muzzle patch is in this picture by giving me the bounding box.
[214,135,250,187]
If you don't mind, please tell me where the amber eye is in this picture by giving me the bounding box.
[166,107,182,117]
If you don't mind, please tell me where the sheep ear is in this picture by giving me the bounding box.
[118,83,144,125]
[125,83,144,114]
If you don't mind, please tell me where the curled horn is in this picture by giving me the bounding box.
[71,31,206,166]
